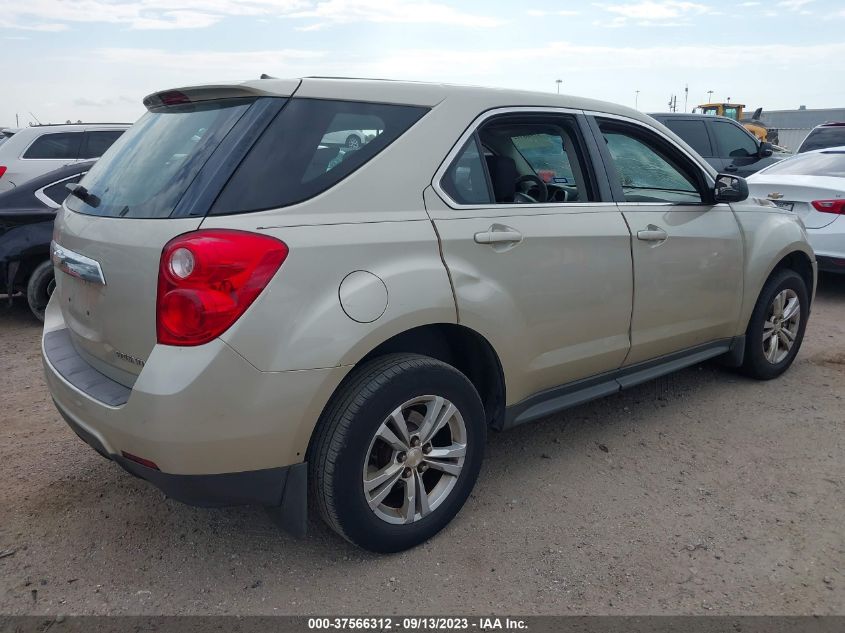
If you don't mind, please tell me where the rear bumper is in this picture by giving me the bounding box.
[808,219,844,272]
[56,401,308,535]
[41,295,348,525]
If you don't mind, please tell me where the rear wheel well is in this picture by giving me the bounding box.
[359,324,506,429]
[770,251,814,305]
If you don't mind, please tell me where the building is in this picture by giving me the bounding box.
[761,107,845,151]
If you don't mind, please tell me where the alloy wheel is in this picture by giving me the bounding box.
[362,395,467,525]
[763,288,800,364]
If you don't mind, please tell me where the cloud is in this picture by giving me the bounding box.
[0,0,503,31]
[289,0,505,29]
[777,0,813,10]
[595,1,714,26]
[526,9,580,17]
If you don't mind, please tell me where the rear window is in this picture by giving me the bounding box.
[67,99,253,218]
[210,98,428,215]
[799,126,845,153]
[23,132,82,160]
[761,151,845,178]
[43,174,85,206]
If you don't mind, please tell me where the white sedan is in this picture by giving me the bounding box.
[748,146,845,273]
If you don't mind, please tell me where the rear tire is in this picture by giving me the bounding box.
[740,269,808,380]
[345,134,362,150]
[26,260,55,322]
[310,353,485,553]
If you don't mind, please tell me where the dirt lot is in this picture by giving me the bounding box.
[0,276,843,616]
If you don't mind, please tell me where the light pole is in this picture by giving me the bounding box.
[635,90,640,109]
[706,90,714,103]
[555,79,562,94]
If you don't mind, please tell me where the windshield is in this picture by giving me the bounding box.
[762,151,845,178]
[66,99,253,218]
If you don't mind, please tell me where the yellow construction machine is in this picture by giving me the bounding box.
[697,102,777,144]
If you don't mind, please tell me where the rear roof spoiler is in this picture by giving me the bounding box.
[142,79,301,110]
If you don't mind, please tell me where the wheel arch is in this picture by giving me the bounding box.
[739,245,814,332]
[356,323,507,430]
[735,205,816,335]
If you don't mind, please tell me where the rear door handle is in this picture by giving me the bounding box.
[636,227,668,242]
[474,225,523,245]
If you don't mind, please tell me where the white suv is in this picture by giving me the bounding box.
[0,123,128,192]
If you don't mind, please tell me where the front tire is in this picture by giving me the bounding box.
[26,260,55,322]
[741,268,808,380]
[310,354,486,553]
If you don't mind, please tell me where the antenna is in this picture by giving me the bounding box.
[684,84,689,113]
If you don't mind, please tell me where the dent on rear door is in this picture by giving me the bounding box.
[424,187,633,406]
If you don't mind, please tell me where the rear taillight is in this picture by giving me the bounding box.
[0,166,6,179]
[156,230,288,346]
[812,199,845,214]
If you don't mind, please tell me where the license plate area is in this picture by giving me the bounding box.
[772,200,794,212]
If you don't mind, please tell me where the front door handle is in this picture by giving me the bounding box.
[636,226,668,242]
[474,225,523,245]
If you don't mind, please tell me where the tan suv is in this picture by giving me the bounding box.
[43,78,816,552]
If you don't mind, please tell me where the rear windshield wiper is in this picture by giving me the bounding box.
[65,183,101,208]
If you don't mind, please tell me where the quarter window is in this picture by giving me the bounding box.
[22,133,82,160]
[79,130,124,159]
[711,120,758,158]
[212,99,428,215]
[598,121,704,204]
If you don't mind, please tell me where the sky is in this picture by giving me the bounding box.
[1,0,844,127]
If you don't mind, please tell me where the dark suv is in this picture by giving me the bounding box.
[650,113,783,178]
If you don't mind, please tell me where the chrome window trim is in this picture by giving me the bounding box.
[34,173,87,209]
[431,106,606,211]
[51,241,106,286]
[584,109,717,189]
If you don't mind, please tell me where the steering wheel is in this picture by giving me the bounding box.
[514,174,548,203]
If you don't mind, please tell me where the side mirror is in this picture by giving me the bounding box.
[758,141,773,158]
[714,174,749,203]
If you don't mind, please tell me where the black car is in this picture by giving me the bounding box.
[797,122,845,153]
[0,161,93,320]
[649,113,783,178]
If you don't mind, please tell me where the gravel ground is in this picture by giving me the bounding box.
[0,275,843,616]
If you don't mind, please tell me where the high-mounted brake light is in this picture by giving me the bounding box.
[811,199,845,214]
[156,230,288,346]
[158,90,192,106]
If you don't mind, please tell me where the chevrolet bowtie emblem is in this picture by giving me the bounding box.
[768,192,784,200]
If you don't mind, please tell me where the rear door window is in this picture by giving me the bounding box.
[22,132,82,160]
[211,99,428,215]
[662,120,713,157]
[79,130,124,159]
[67,99,253,218]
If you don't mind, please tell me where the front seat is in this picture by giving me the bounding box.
[484,155,518,203]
